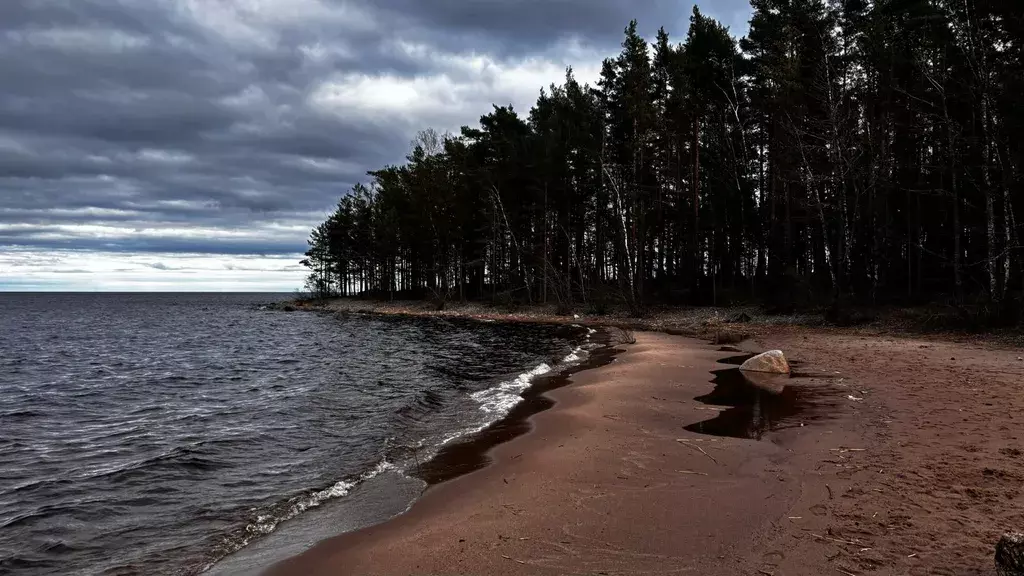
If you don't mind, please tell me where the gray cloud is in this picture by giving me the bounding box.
[0,0,751,289]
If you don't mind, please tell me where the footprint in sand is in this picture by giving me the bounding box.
[810,504,829,516]
[762,551,785,563]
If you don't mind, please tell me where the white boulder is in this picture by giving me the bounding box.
[739,350,791,374]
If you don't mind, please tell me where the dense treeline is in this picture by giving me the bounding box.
[303,0,1024,321]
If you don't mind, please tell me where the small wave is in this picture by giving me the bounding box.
[469,362,552,415]
[439,423,489,446]
[0,499,100,530]
[395,387,449,421]
[207,458,399,571]
[245,479,356,540]
[6,476,73,496]
[75,442,223,484]
[468,341,590,419]
[1,409,44,420]
[561,345,589,365]
[443,341,592,450]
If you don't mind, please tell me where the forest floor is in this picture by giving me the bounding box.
[277,298,1024,575]
[295,296,1024,348]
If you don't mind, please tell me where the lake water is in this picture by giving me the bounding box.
[0,293,592,575]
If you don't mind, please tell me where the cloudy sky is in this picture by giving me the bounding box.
[0,0,751,292]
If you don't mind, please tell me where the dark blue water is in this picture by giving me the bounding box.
[0,294,590,575]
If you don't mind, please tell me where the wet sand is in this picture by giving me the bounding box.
[268,332,845,575]
[267,328,1024,576]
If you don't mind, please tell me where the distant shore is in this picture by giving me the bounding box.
[264,309,1024,575]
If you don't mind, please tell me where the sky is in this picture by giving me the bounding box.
[0,0,752,292]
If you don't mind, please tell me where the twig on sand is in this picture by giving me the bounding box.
[678,470,709,476]
[501,555,526,565]
[757,569,775,576]
[835,567,858,576]
[676,439,719,464]
[813,533,862,546]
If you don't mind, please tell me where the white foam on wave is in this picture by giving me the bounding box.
[221,458,399,566]
[439,422,490,446]
[466,331,595,423]
[469,362,551,415]
[365,458,397,478]
[561,345,590,365]
[436,358,563,449]
[438,325,601,450]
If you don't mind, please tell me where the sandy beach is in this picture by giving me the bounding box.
[267,326,1024,576]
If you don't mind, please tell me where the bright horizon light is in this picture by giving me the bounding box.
[0,249,308,292]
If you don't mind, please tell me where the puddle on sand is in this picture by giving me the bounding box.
[717,353,755,366]
[684,355,833,440]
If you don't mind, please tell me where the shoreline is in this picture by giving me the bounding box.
[266,331,834,576]
[208,319,626,575]
[410,329,626,486]
[264,303,1024,575]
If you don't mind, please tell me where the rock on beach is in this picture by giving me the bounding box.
[739,350,791,374]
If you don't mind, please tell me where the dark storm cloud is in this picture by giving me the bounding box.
[370,0,689,53]
[0,0,750,282]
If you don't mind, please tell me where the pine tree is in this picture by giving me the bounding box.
[298,4,1023,324]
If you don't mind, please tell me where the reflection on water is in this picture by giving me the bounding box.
[685,354,835,440]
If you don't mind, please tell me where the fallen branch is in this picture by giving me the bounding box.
[813,533,862,546]
[678,470,709,476]
[677,439,719,464]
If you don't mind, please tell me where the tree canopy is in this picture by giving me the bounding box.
[303,0,1023,323]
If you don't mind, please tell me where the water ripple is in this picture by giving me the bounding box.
[0,293,584,575]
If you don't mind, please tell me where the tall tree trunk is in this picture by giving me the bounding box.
[692,113,701,293]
